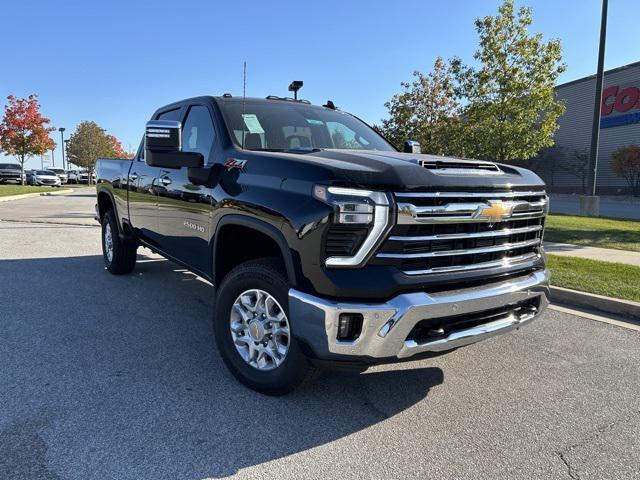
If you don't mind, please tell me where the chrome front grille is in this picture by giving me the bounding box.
[374,190,547,275]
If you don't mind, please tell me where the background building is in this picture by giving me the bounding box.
[540,61,640,194]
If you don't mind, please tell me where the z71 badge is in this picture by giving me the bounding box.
[224,158,247,171]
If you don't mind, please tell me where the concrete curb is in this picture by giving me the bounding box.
[550,286,640,321]
[0,188,73,202]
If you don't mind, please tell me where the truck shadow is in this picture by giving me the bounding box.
[0,253,444,479]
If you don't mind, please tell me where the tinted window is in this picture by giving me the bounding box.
[157,108,182,121]
[182,106,216,163]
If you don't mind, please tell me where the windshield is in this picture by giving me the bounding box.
[49,168,64,173]
[36,170,54,175]
[217,100,395,152]
[0,164,20,169]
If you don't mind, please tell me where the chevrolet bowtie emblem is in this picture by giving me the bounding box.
[474,200,514,224]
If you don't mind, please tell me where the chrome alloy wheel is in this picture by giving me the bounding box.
[230,289,290,371]
[104,223,114,263]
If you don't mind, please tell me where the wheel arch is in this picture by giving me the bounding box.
[97,188,117,221]
[212,215,297,287]
[96,187,134,240]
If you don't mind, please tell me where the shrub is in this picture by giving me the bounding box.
[611,145,640,196]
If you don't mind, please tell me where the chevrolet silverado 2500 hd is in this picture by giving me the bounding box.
[95,95,549,395]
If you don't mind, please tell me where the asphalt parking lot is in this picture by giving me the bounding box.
[1,189,639,480]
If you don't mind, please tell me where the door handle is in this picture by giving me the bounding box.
[160,176,172,186]
[129,172,138,181]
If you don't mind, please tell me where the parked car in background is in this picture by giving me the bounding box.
[47,167,68,184]
[26,170,61,186]
[67,170,80,184]
[0,163,25,184]
[76,170,96,184]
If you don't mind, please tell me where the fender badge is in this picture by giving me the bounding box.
[224,158,247,171]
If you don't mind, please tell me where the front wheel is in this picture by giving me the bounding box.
[101,210,137,274]
[214,258,316,395]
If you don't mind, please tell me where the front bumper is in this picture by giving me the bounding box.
[289,269,549,363]
[0,177,22,184]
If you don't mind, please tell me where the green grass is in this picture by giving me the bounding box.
[547,254,640,303]
[545,214,640,253]
[0,185,60,197]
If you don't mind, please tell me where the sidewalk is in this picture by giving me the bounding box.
[544,241,640,267]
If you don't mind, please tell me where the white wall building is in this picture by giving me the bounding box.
[548,61,640,194]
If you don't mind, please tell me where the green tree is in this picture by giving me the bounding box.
[66,121,114,185]
[454,0,566,162]
[379,57,462,155]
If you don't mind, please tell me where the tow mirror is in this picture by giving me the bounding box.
[403,140,421,154]
[145,120,203,169]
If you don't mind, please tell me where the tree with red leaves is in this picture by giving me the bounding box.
[0,95,56,185]
[108,135,135,159]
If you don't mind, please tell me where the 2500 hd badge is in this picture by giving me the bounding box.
[184,220,205,233]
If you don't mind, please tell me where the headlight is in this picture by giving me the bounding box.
[313,185,391,267]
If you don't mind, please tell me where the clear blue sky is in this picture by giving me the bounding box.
[1,0,636,169]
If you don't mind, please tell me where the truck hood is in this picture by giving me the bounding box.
[267,149,545,191]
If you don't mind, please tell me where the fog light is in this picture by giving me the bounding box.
[337,313,364,341]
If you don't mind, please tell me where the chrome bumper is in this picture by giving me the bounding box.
[289,269,549,361]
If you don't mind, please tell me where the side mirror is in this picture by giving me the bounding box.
[403,140,421,154]
[145,120,203,169]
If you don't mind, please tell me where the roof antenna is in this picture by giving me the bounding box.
[242,61,247,150]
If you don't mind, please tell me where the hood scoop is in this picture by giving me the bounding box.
[418,159,503,176]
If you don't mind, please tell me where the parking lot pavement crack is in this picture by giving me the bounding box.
[556,450,581,480]
[555,409,640,480]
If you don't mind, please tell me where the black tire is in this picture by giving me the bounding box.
[101,209,137,275]
[214,258,316,395]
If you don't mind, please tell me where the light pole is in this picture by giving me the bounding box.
[51,147,55,167]
[59,127,66,171]
[582,0,608,216]
[64,140,70,169]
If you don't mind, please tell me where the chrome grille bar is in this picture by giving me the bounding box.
[396,198,548,224]
[399,252,541,276]
[377,238,541,259]
[394,191,546,198]
[388,224,542,242]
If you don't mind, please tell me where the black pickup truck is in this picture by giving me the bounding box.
[95,95,549,395]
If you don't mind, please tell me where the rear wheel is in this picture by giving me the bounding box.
[101,209,137,275]
[214,258,315,395]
